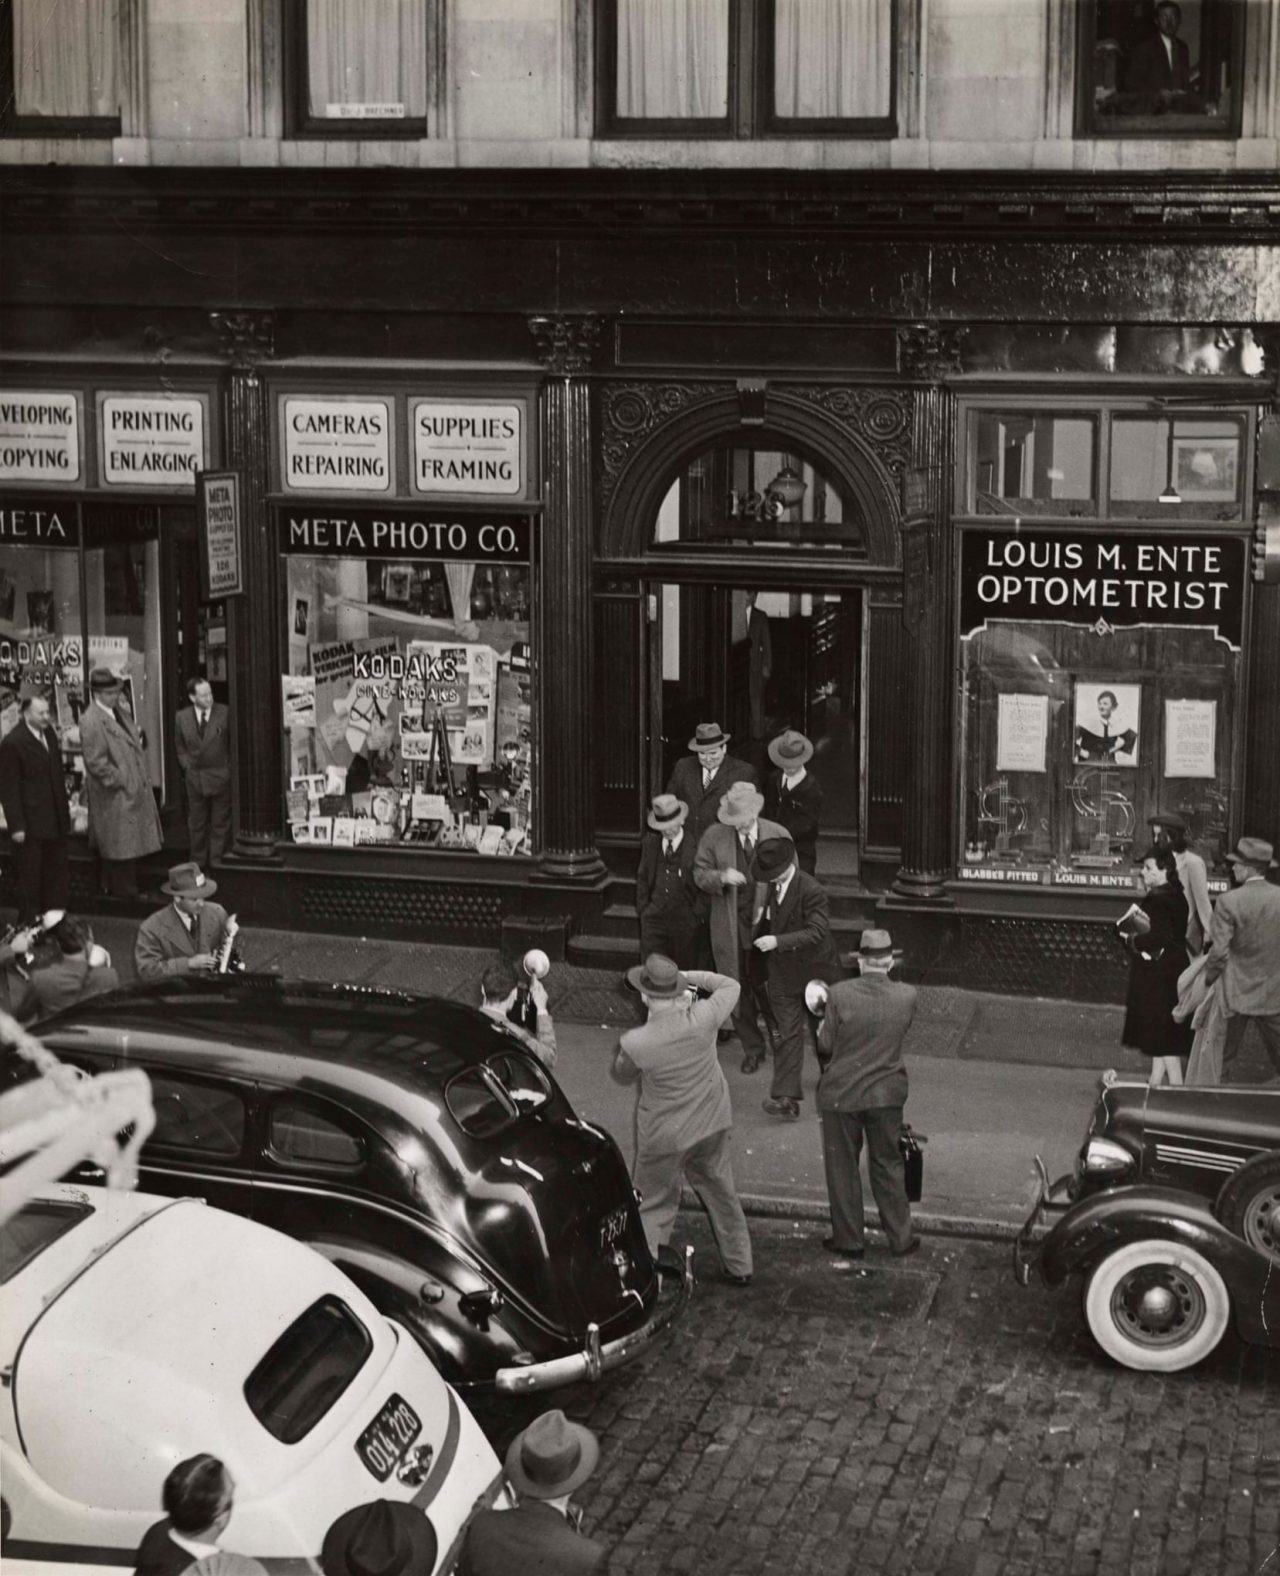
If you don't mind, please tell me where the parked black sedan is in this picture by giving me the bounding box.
[12,974,693,1393]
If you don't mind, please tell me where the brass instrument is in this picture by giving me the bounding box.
[216,914,245,974]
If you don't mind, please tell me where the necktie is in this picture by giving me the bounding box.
[664,840,675,857]
[743,834,755,860]
[198,710,208,736]
[703,768,712,788]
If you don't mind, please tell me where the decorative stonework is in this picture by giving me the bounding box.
[897,323,967,380]
[784,385,915,482]
[528,314,602,376]
[598,380,725,510]
[209,310,275,371]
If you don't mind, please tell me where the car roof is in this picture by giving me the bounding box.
[7,1185,394,1510]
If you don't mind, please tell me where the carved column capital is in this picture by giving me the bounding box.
[529,314,602,377]
[896,322,966,381]
[210,310,276,374]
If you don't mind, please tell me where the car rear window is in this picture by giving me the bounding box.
[445,1054,552,1139]
[1,1198,94,1284]
[244,1295,373,1444]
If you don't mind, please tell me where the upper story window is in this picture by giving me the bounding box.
[596,0,895,138]
[1,0,121,137]
[284,0,430,137]
[1078,0,1244,138]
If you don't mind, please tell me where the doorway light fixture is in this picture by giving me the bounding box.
[766,462,807,511]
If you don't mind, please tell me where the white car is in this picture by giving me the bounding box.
[0,1184,506,1575]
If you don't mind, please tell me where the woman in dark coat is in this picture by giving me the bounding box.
[1120,845,1193,1086]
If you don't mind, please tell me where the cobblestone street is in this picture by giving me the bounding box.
[474,1216,1280,1576]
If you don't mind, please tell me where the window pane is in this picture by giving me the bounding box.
[1088,0,1238,135]
[1110,417,1242,519]
[271,1100,364,1167]
[245,1295,372,1444]
[13,0,118,118]
[148,1075,246,1155]
[615,0,729,118]
[306,0,426,120]
[1,1198,93,1284]
[774,0,891,119]
[971,414,1097,517]
[661,446,862,550]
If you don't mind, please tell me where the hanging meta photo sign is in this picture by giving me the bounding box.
[197,470,244,598]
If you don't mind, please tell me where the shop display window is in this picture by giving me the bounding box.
[970,413,1097,517]
[282,555,533,855]
[1110,415,1244,520]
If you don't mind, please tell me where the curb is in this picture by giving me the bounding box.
[682,1188,1022,1244]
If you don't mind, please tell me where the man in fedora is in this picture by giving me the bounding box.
[462,1410,605,1574]
[0,692,71,923]
[666,721,757,844]
[764,729,824,875]
[135,862,236,981]
[322,1498,437,1576]
[612,954,753,1286]
[635,793,706,968]
[79,666,162,899]
[750,837,841,1120]
[1203,836,1280,1081]
[814,928,920,1259]
[693,781,790,1072]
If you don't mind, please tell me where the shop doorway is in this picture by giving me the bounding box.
[651,581,862,877]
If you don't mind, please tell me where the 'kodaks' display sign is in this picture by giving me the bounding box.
[276,505,531,563]
[959,528,1246,650]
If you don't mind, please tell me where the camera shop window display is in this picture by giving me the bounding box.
[281,555,533,855]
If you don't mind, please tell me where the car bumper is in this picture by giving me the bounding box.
[1012,1156,1076,1287]
[494,1243,695,1393]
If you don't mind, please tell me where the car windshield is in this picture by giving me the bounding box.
[244,1294,373,1444]
[445,1052,552,1139]
[0,1197,94,1284]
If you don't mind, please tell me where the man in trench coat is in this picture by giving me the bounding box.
[78,666,162,898]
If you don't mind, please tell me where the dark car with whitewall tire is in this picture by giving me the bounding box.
[10,974,693,1394]
[1014,1073,1280,1371]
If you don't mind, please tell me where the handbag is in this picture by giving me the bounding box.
[899,1124,926,1204]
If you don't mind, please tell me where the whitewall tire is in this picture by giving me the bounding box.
[1082,1239,1231,1372]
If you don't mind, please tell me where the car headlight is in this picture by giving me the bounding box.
[1081,1137,1136,1176]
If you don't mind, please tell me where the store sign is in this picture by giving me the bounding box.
[0,499,80,547]
[410,400,523,496]
[276,505,531,563]
[198,471,244,598]
[282,397,393,492]
[100,394,205,488]
[0,392,81,483]
[959,528,1246,650]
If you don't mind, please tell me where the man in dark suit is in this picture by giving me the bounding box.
[174,676,231,868]
[1204,836,1280,1080]
[13,913,118,1023]
[134,1454,234,1576]
[764,729,824,875]
[462,1410,605,1575]
[134,862,235,981]
[815,928,920,1259]
[1125,1,1193,103]
[0,693,70,921]
[666,721,758,844]
[750,838,841,1120]
[635,793,706,968]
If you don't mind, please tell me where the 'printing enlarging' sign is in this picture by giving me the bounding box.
[99,394,206,488]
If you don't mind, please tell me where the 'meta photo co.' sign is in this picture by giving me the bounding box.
[276,505,531,564]
[959,528,1246,650]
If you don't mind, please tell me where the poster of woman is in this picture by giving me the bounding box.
[1073,682,1140,767]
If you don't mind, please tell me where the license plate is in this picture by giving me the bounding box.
[598,1206,628,1252]
[356,1393,422,1482]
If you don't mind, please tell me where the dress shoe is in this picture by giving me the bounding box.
[721,1270,752,1287]
[892,1237,922,1257]
[717,1028,735,1043]
[762,1096,801,1119]
[821,1237,864,1259]
[741,1053,765,1074]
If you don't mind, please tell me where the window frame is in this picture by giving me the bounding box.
[594,0,897,140]
[1074,0,1246,141]
[266,1094,368,1174]
[282,0,431,141]
[0,0,124,139]
[144,1070,250,1159]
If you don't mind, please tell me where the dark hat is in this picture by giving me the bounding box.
[1229,836,1274,869]
[504,1410,600,1500]
[320,1500,437,1576]
[688,722,730,752]
[625,953,689,998]
[89,666,123,693]
[767,730,813,769]
[859,928,902,959]
[1147,812,1187,832]
[161,861,218,898]
[753,837,797,881]
[647,794,689,833]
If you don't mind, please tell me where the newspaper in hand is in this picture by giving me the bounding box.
[1115,902,1152,939]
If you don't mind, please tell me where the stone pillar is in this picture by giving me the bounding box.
[211,310,282,863]
[891,326,963,903]
[529,315,606,881]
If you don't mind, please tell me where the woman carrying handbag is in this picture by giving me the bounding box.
[1118,845,1194,1087]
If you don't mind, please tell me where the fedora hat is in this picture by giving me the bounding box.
[88,666,123,693]
[1229,836,1274,869]
[768,730,813,769]
[504,1409,600,1500]
[161,861,218,899]
[688,722,730,752]
[859,928,902,959]
[625,953,689,998]
[717,781,765,827]
[753,837,797,881]
[1147,811,1187,832]
[647,794,689,833]
[320,1501,437,1576]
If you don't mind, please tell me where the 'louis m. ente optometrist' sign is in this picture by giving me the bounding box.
[276,505,531,563]
[959,528,1246,650]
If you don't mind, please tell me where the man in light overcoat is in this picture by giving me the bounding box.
[78,666,162,898]
[1204,836,1280,1080]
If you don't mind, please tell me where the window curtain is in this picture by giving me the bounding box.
[615,0,729,119]
[774,0,891,119]
[307,0,426,117]
[14,0,119,118]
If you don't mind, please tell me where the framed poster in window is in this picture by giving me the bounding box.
[1164,700,1217,780]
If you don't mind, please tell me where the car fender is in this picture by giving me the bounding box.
[1040,1184,1280,1348]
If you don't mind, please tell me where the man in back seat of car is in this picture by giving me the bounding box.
[134,1455,235,1576]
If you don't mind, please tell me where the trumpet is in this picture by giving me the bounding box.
[804,979,829,1017]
